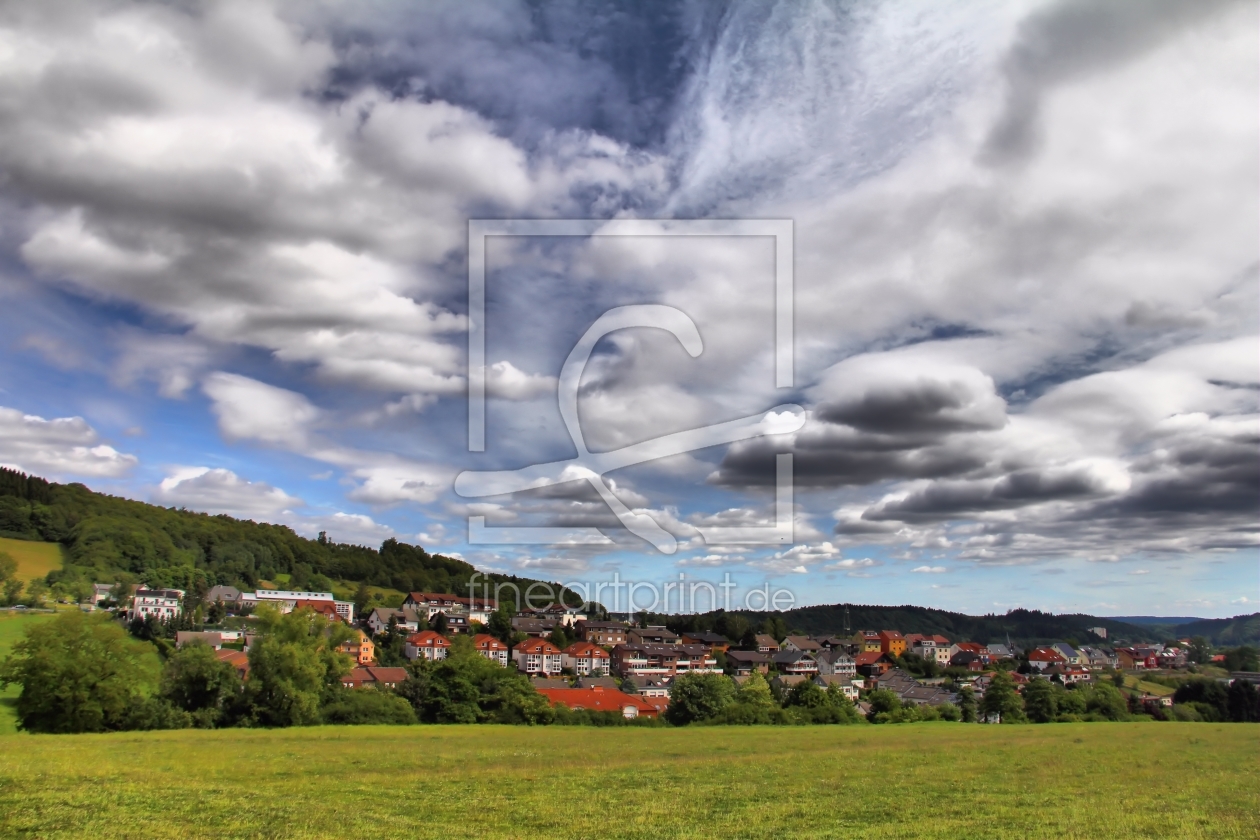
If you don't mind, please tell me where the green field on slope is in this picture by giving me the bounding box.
[0,723,1255,839]
[0,536,63,582]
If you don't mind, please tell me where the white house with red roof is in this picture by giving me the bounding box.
[473,633,509,666]
[513,637,563,675]
[405,630,452,661]
[1027,646,1068,671]
[562,641,611,676]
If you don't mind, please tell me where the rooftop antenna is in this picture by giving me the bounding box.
[844,605,851,636]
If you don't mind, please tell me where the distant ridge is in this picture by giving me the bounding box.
[1107,616,1206,626]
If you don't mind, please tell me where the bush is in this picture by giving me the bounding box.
[665,673,736,725]
[321,689,417,725]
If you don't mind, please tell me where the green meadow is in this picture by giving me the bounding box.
[0,723,1255,839]
[0,536,63,582]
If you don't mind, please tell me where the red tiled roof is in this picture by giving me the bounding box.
[563,641,610,659]
[536,687,662,717]
[515,637,562,655]
[292,600,343,621]
[216,649,250,674]
[878,630,904,640]
[407,630,451,648]
[473,633,507,651]
[344,666,409,686]
[1029,647,1066,662]
[854,651,888,666]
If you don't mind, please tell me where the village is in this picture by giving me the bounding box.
[107,584,1243,722]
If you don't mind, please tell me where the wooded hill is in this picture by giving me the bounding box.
[0,467,557,603]
[650,603,1260,647]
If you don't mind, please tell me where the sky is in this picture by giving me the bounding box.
[0,0,1256,618]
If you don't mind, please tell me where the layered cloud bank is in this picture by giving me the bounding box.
[0,0,1254,612]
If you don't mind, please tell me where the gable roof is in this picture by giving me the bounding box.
[345,666,408,685]
[726,650,770,663]
[854,651,891,666]
[563,641,611,658]
[515,637,562,655]
[473,633,507,651]
[407,630,451,648]
[535,687,662,716]
[682,631,730,644]
[783,635,821,650]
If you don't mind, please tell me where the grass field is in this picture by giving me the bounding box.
[1125,675,1177,697]
[0,723,1255,839]
[0,536,63,582]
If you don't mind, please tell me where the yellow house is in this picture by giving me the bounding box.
[339,629,376,665]
[855,630,882,653]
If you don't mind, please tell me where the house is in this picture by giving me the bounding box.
[773,650,820,676]
[128,588,184,622]
[1116,647,1159,670]
[473,633,509,666]
[575,620,628,646]
[674,644,720,674]
[342,666,408,689]
[1052,643,1082,665]
[91,583,116,605]
[562,641,612,676]
[203,585,241,604]
[877,630,907,657]
[610,643,695,677]
[405,630,452,661]
[513,637,563,675]
[814,635,851,651]
[623,675,672,698]
[1027,647,1068,671]
[430,611,470,634]
[628,626,680,646]
[984,643,1015,660]
[251,590,355,622]
[725,650,771,676]
[855,630,882,653]
[771,674,809,694]
[813,674,860,701]
[1043,664,1091,685]
[215,648,250,679]
[535,686,664,718]
[339,629,376,665]
[815,649,856,676]
[366,607,423,636]
[1079,646,1118,669]
[176,631,223,649]
[908,634,953,666]
[754,634,780,653]
[950,651,987,671]
[854,651,894,677]
[876,668,919,694]
[513,617,560,638]
[1157,648,1187,669]
[291,599,345,622]
[781,635,821,652]
[536,603,588,627]
[403,592,497,624]
[680,631,730,653]
[949,642,989,663]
